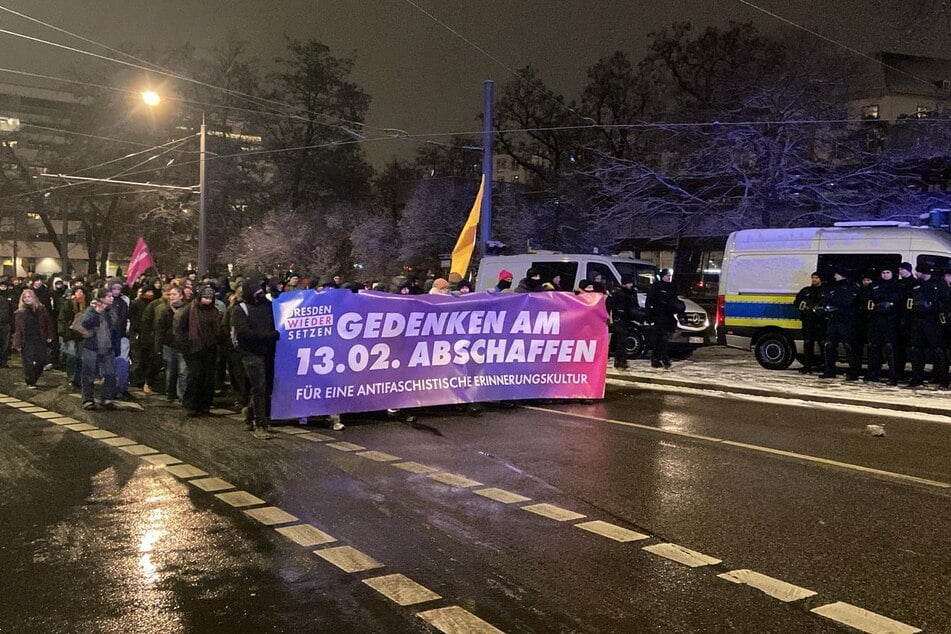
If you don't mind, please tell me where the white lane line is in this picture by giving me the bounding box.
[164,464,209,479]
[718,569,817,602]
[326,441,366,452]
[64,423,99,432]
[313,545,383,573]
[274,524,337,547]
[299,432,334,442]
[811,601,921,634]
[363,573,441,606]
[81,429,117,439]
[0,396,17,403]
[7,401,33,408]
[275,427,311,435]
[188,477,235,492]
[214,491,266,508]
[140,453,182,467]
[355,450,401,462]
[643,543,721,568]
[526,406,951,490]
[118,444,159,456]
[243,506,298,526]
[100,436,138,447]
[575,520,649,542]
[474,488,531,504]
[49,417,80,425]
[417,606,505,634]
[427,472,483,488]
[521,503,585,522]
[32,411,61,419]
[21,406,46,413]
[393,461,439,474]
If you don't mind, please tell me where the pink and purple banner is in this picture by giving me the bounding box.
[270,289,609,419]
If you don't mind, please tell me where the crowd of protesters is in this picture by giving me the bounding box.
[0,265,687,438]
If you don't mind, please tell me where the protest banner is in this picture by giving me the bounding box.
[270,289,609,419]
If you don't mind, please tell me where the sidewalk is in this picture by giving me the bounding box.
[607,346,950,418]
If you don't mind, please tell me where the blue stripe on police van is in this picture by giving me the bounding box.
[724,302,799,320]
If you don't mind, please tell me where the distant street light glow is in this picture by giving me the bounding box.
[142,91,161,107]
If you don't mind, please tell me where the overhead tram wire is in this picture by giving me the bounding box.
[0,5,391,137]
[737,0,943,92]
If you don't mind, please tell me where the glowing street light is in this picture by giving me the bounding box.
[141,91,161,107]
[141,91,208,273]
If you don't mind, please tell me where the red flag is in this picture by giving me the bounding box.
[125,237,154,287]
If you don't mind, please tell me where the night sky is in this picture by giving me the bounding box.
[1,0,945,165]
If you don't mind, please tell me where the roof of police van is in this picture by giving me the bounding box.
[731,225,951,250]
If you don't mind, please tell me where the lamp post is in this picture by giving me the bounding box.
[142,91,207,273]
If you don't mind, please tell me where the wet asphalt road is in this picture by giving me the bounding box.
[0,364,948,633]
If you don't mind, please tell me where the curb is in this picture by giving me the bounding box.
[605,371,951,418]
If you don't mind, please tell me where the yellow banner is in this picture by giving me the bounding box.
[450,175,485,277]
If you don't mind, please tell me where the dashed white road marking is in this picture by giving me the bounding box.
[0,396,17,403]
[314,545,383,573]
[363,573,441,606]
[20,406,45,413]
[427,472,483,488]
[299,432,333,442]
[118,444,159,456]
[8,401,33,407]
[208,408,233,416]
[140,453,182,466]
[164,464,209,479]
[275,427,311,435]
[215,491,266,508]
[100,436,138,447]
[243,506,298,526]
[81,429,117,439]
[49,417,80,425]
[64,423,98,432]
[393,461,438,474]
[417,606,505,634]
[527,406,951,490]
[521,503,586,522]
[274,524,337,547]
[718,569,817,602]
[810,601,921,634]
[188,477,235,492]
[356,450,401,462]
[32,411,61,419]
[326,441,366,452]
[643,543,722,568]
[474,488,531,504]
[575,520,649,542]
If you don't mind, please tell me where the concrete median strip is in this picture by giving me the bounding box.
[810,601,921,634]
[717,569,816,602]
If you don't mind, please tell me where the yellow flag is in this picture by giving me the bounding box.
[450,175,485,278]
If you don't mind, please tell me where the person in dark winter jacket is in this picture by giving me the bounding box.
[129,285,157,389]
[175,284,221,416]
[13,288,54,387]
[153,285,187,401]
[645,270,683,369]
[58,286,88,388]
[819,269,860,380]
[906,266,949,387]
[607,275,642,369]
[514,268,543,293]
[0,276,14,368]
[865,268,902,384]
[79,288,118,409]
[793,272,825,373]
[232,279,279,438]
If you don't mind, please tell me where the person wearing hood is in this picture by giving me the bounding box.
[515,268,543,293]
[13,287,54,388]
[0,276,14,368]
[79,288,118,409]
[232,279,279,438]
[175,284,222,416]
[58,286,88,388]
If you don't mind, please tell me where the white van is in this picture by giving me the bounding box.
[717,222,951,369]
[475,252,710,356]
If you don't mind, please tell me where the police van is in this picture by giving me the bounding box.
[475,252,710,357]
[717,222,951,369]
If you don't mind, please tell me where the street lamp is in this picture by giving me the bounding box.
[141,92,208,274]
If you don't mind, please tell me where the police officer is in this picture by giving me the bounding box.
[607,274,642,369]
[646,270,683,369]
[794,272,825,374]
[894,261,916,378]
[865,267,902,385]
[906,264,948,388]
[819,268,860,380]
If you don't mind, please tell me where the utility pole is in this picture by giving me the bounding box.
[198,112,208,274]
[479,80,494,255]
[61,199,69,274]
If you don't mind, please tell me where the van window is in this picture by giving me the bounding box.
[614,262,658,292]
[818,253,902,283]
[916,254,951,273]
[586,263,618,289]
[730,254,813,292]
[531,261,578,289]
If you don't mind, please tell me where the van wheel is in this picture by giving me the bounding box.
[624,329,648,360]
[755,333,795,370]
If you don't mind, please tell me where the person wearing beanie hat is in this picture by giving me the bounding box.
[175,283,222,416]
[491,270,514,293]
[794,271,825,373]
[79,285,118,409]
[515,268,543,293]
[429,278,450,295]
[905,263,949,387]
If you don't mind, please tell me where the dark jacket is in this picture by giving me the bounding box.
[646,281,683,330]
[794,283,824,317]
[58,298,89,341]
[821,278,859,322]
[907,276,949,320]
[174,300,221,353]
[129,295,155,337]
[153,298,184,353]
[80,305,116,353]
[867,278,901,320]
[0,290,13,327]
[606,285,642,322]
[233,287,278,359]
[13,305,54,349]
[514,277,542,293]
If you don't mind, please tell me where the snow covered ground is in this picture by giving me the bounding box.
[607,345,950,417]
